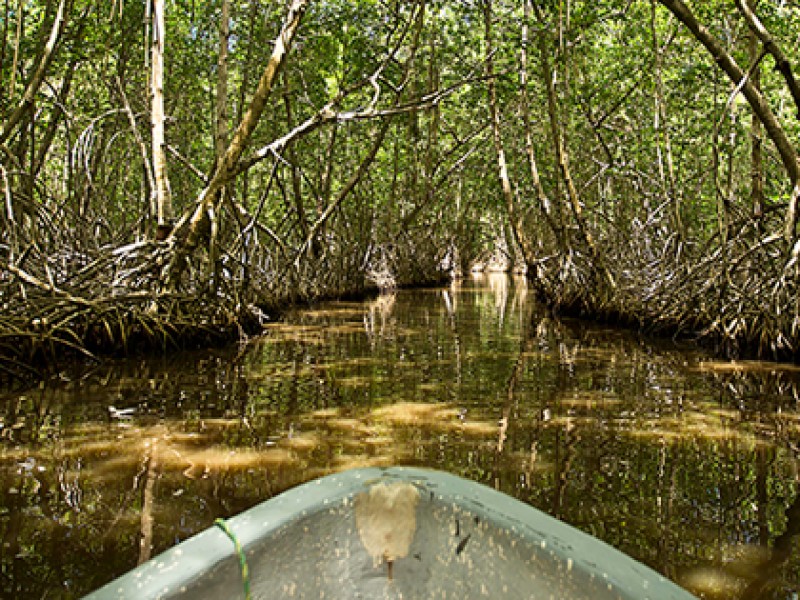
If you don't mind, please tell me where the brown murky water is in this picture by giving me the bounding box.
[1,274,799,598]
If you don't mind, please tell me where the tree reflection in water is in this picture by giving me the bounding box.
[0,274,799,598]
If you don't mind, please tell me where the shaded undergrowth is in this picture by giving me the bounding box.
[526,212,800,363]
[0,232,448,388]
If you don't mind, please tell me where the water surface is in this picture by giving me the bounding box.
[1,274,799,598]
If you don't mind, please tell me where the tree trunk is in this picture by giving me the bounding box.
[423,14,439,223]
[658,0,800,243]
[298,119,392,260]
[734,0,800,120]
[483,0,535,271]
[282,73,309,241]
[5,0,22,96]
[214,0,230,165]
[521,0,564,251]
[164,0,309,289]
[651,0,681,235]
[32,6,88,180]
[150,0,172,229]
[711,83,734,248]
[747,0,764,220]
[534,6,616,293]
[235,0,259,208]
[0,0,68,147]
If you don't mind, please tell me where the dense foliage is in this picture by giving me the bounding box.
[2,0,800,380]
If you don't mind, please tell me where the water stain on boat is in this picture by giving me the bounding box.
[355,481,420,579]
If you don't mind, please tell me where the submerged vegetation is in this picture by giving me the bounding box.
[2,0,800,382]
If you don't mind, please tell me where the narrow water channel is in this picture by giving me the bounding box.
[1,274,799,598]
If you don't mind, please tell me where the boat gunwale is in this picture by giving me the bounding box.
[84,466,696,599]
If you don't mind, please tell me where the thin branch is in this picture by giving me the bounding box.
[658,0,800,242]
[7,262,91,306]
[294,118,392,264]
[166,145,207,184]
[0,0,69,146]
[235,75,488,178]
[735,0,800,120]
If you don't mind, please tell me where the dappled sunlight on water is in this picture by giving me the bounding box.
[694,360,800,374]
[1,274,800,598]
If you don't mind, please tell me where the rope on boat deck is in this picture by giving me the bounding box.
[215,518,251,600]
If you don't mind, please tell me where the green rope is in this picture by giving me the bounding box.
[215,518,251,600]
